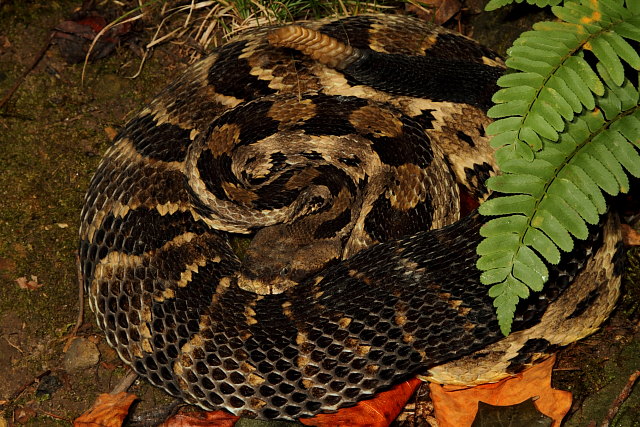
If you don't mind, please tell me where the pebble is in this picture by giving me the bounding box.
[36,374,63,397]
[64,337,100,371]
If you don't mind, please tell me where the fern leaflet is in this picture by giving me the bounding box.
[486,0,563,12]
[479,0,640,334]
[486,0,640,159]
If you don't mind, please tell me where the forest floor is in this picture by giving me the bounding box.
[0,1,638,426]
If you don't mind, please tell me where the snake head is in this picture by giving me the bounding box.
[236,223,342,295]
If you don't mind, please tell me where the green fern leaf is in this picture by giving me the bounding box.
[501,158,555,178]
[588,37,625,85]
[531,209,574,250]
[566,56,605,97]
[602,32,640,69]
[607,130,640,177]
[486,116,524,135]
[589,135,630,191]
[488,1,640,160]
[480,80,640,334]
[627,0,640,15]
[491,280,520,335]
[480,215,529,236]
[601,0,631,19]
[522,227,561,264]
[505,56,555,76]
[480,0,640,335]
[525,111,559,139]
[497,72,545,89]
[489,174,546,195]
[540,194,589,240]
[611,113,640,147]
[485,0,562,12]
[615,19,640,41]
[560,164,607,214]
[479,194,536,216]
[552,179,599,224]
[556,64,596,109]
[547,76,582,113]
[573,152,620,195]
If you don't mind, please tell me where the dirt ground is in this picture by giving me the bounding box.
[0,1,638,426]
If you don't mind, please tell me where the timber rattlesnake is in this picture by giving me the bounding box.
[79,15,623,420]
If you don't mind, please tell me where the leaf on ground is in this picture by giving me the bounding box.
[14,407,37,424]
[15,275,44,290]
[406,0,462,25]
[104,126,119,141]
[429,355,571,427]
[622,224,640,246]
[52,11,133,63]
[74,392,137,427]
[300,377,421,426]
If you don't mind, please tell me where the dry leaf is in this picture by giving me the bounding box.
[14,407,36,424]
[162,410,239,426]
[53,12,133,64]
[74,392,137,427]
[429,355,571,427]
[15,275,44,290]
[622,224,640,246]
[104,126,118,141]
[406,0,462,25]
[300,377,421,426]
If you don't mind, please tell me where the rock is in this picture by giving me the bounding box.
[36,374,63,397]
[64,337,100,372]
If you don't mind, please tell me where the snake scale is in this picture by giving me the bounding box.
[79,15,625,421]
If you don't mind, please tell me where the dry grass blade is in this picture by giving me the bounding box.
[80,12,145,84]
[81,0,401,75]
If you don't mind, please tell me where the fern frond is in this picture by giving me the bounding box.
[486,0,640,159]
[485,0,563,12]
[479,72,640,334]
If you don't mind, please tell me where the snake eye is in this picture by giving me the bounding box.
[280,266,290,277]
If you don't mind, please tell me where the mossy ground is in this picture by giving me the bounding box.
[0,1,638,426]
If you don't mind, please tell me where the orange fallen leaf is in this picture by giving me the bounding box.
[104,126,119,141]
[162,410,239,427]
[74,392,137,427]
[429,355,571,427]
[300,377,421,426]
[15,275,44,290]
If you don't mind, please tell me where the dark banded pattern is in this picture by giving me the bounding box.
[79,15,623,421]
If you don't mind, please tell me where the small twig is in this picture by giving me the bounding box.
[111,369,139,394]
[6,370,51,403]
[81,12,146,84]
[3,335,24,354]
[64,254,85,352]
[0,33,54,111]
[32,407,72,423]
[601,370,640,427]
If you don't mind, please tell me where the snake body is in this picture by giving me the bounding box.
[79,15,624,420]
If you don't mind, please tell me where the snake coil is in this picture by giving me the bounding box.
[79,15,623,420]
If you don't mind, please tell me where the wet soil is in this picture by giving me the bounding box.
[0,1,638,426]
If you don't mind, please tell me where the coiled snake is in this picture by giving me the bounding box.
[79,15,624,420]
